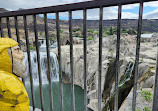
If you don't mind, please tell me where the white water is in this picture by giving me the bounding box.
[24,39,59,85]
[133,33,153,38]
[141,34,153,38]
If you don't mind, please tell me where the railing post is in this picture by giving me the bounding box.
[83,8,88,111]
[98,6,103,111]
[6,17,12,38]
[14,15,25,84]
[23,15,36,110]
[114,4,122,111]
[69,10,76,111]
[152,38,158,111]
[132,1,143,111]
[6,16,14,75]
[33,14,44,111]
[0,18,4,37]
[56,12,64,111]
[44,13,54,111]
[14,16,21,48]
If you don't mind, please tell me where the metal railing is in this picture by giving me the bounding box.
[0,0,158,111]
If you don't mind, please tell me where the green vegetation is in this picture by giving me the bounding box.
[49,37,53,41]
[73,35,83,38]
[130,106,151,111]
[72,28,98,38]
[73,28,82,32]
[140,88,152,102]
[122,28,137,35]
[143,106,151,111]
[110,27,113,35]
[39,32,44,36]
[87,29,94,33]
[29,45,36,50]
[60,29,64,33]
[103,27,117,37]
[88,37,93,40]
[93,31,99,35]
[87,29,99,36]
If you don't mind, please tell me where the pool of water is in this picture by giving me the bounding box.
[25,82,92,111]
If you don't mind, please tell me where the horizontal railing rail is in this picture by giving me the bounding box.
[0,0,158,111]
[0,0,157,17]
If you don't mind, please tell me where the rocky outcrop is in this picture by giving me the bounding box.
[52,34,157,111]
[118,36,157,111]
[52,34,138,110]
[119,88,153,111]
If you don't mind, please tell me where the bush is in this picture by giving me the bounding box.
[87,29,94,33]
[110,27,113,35]
[103,33,108,37]
[122,28,137,35]
[49,37,53,41]
[29,45,36,50]
[60,29,64,33]
[73,28,82,32]
[88,37,93,40]
[140,89,152,102]
[94,31,99,35]
[143,106,151,111]
[39,32,43,36]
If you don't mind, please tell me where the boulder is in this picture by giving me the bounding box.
[142,76,155,88]
[119,88,153,111]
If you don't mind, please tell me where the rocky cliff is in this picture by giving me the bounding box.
[52,34,157,111]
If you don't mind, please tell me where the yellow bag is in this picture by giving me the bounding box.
[0,38,29,111]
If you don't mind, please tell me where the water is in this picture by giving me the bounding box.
[24,39,91,111]
[39,39,57,51]
[24,39,59,85]
[24,51,59,85]
[141,34,153,38]
[133,33,153,38]
[25,82,91,111]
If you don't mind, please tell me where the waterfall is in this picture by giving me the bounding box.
[24,39,59,85]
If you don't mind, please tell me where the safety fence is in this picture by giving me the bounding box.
[0,0,158,111]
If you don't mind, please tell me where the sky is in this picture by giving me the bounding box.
[1,0,158,20]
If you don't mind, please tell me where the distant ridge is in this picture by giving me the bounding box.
[0,8,158,33]
[0,8,8,13]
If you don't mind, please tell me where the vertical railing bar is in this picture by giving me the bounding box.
[114,4,122,111]
[152,39,158,111]
[83,8,87,111]
[69,10,75,111]
[44,13,54,111]
[6,16,14,77]
[0,18,1,37]
[14,16,21,48]
[33,14,44,111]
[0,18,4,37]
[132,1,143,111]
[23,15,36,110]
[98,6,103,111]
[56,12,64,111]
[14,15,25,84]
[6,17,12,38]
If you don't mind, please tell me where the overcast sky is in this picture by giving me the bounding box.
[1,0,158,20]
